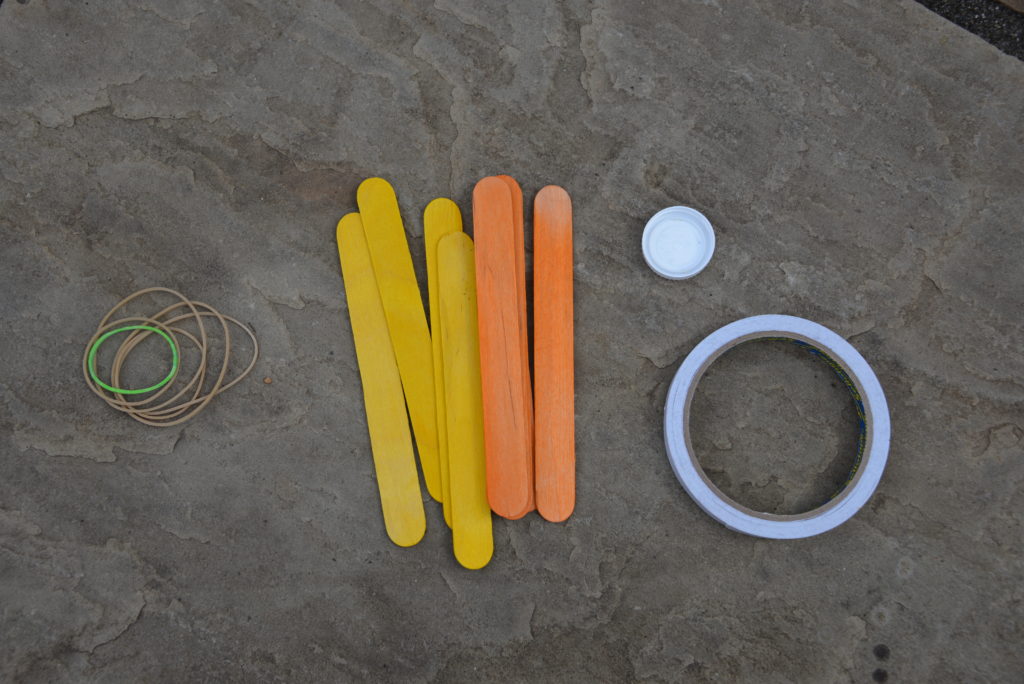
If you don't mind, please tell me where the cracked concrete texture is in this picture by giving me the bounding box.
[1,0,1021,681]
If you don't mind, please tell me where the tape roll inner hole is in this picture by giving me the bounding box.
[687,338,866,516]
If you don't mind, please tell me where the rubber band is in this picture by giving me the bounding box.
[87,325,179,395]
[82,288,259,427]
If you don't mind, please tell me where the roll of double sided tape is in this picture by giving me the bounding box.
[664,315,890,539]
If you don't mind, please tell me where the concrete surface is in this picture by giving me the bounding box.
[1,1,1022,682]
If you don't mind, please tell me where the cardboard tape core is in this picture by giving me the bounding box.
[664,315,890,539]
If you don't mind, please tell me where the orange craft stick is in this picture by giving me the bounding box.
[496,175,536,514]
[473,177,532,520]
[533,185,575,522]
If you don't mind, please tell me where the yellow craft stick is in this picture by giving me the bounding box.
[357,178,441,501]
[424,198,463,528]
[438,232,493,569]
[336,213,426,547]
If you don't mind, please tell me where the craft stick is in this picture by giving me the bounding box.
[357,178,441,502]
[424,198,463,528]
[496,175,536,514]
[533,185,575,522]
[336,213,426,547]
[438,232,493,569]
[473,176,532,519]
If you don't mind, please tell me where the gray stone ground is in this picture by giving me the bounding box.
[1,1,1022,682]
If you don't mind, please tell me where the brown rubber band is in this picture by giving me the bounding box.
[82,287,259,427]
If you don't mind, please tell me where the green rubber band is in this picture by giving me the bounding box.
[88,325,179,395]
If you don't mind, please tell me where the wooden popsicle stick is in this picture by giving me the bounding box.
[336,213,426,547]
[424,198,463,528]
[496,175,536,514]
[438,232,493,569]
[357,178,441,502]
[533,185,575,522]
[472,176,531,520]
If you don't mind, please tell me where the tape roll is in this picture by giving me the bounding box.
[664,315,890,539]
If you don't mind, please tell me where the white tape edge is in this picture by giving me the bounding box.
[664,315,890,539]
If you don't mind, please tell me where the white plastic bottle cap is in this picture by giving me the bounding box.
[642,206,715,280]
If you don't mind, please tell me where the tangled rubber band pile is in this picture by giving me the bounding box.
[82,287,259,426]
